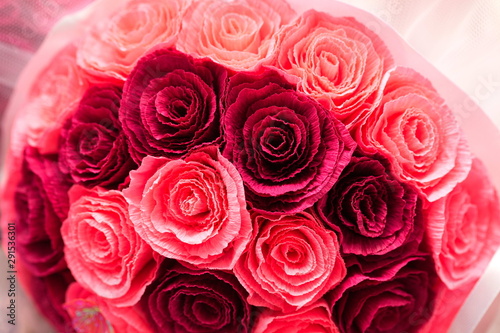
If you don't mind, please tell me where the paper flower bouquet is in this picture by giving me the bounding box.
[2,0,500,332]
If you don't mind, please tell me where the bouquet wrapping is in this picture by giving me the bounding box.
[2,0,500,332]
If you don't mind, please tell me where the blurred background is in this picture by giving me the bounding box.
[1,0,499,332]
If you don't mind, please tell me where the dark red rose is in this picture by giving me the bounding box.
[14,146,71,276]
[141,261,253,333]
[316,153,422,256]
[119,48,227,162]
[329,254,437,333]
[22,268,75,333]
[222,69,356,213]
[59,84,136,189]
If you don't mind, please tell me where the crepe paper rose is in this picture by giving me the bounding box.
[77,0,191,81]
[330,254,437,333]
[124,146,252,270]
[270,10,394,128]
[21,44,88,154]
[61,186,160,307]
[64,282,154,333]
[425,158,500,290]
[14,146,71,277]
[177,0,295,70]
[59,84,136,189]
[234,211,346,312]
[253,300,340,333]
[223,69,356,213]
[141,262,252,333]
[355,67,472,202]
[120,48,227,162]
[22,269,75,333]
[316,153,421,256]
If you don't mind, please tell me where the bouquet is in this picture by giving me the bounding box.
[2,0,500,332]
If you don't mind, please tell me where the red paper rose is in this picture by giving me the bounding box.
[124,146,252,270]
[356,67,472,202]
[61,186,159,307]
[234,211,346,312]
[141,262,253,332]
[270,10,394,128]
[59,85,136,189]
[316,153,421,256]
[119,48,227,162]
[425,158,500,289]
[223,69,356,213]
[330,254,437,333]
[253,300,340,333]
[15,146,71,276]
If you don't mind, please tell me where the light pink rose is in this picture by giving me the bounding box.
[356,67,472,202]
[61,186,159,307]
[21,44,88,154]
[253,300,340,333]
[64,282,153,333]
[270,10,394,128]
[177,0,295,70]
[234,211,346,312]
[77,0,191,81]
[425,159,500,289]
[123,146,252,270]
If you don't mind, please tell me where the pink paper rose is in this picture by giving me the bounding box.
[21,44,88,154]
[270,10,394,128]
[61,186,159,307]
[425,158,500,289]
[234,211,346,312]
[178,0,295,70]
[77,0,191,81]
[64,282,153,333]
[253,300,340,333]
[123,146,252,270]
[356,67,472,202]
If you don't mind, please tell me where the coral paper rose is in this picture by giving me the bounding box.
[64,282,153,333]
[119,49,227,162]
[223,69,356,213]
[61,186,159,307]
[317,153,421,256]
[21,45,88,154]
[356,67,472,201]
[425,158,500,289]
[59,84,136,189]
[253,300,340,333]
[77,0,191,81]
[124,146,252,270]
[234,211,346,312]
[141,262,252,333]
[178,0,295,70]
[271,10,393,128]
